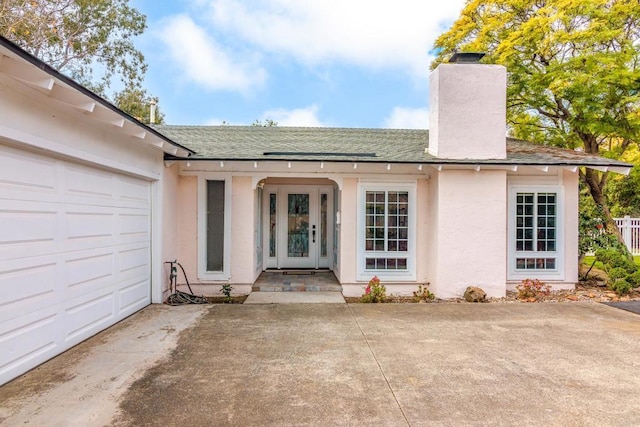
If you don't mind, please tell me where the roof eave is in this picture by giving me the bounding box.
[0,36,195,157]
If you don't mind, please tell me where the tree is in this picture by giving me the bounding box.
[0,0,150,102]
[113,87,165,125]
[252,119,278,127]
[432,0,640,240]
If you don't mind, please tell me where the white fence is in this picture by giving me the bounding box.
[615,216,640,255]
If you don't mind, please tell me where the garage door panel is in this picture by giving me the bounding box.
[64,164,115,199]
[0,259,60,324]
[0,208,57,245]
[65,252,114,289]
[66,211,116,240]
[0,145,57,192]
[0,144,152,386]
[119,278,150,314]
[119,176,150,204]
[119,212,150,236]
[0,310,59,384]
[64,292,114,342]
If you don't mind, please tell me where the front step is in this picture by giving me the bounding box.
[252,284,343,292]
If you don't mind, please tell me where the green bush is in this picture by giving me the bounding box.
[361,276,386,303]
[608,267,628,281]
[610,279,633,295]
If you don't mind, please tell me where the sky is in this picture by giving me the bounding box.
[129,0,468,128]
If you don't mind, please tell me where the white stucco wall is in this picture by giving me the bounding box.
[230,176,256,285]
[563,169,580,285]
[338,178,358,284]
[161,164,180,300]
[429,64,507,160]
[431,170,507,298]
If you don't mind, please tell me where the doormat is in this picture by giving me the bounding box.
[282,271,316,275]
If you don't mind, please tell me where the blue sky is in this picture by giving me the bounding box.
[129,0,467,128]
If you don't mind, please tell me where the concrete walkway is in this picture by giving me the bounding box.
[245,291,345,303]
[2,303,640,426]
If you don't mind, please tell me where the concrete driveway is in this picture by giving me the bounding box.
[2,302,640,426]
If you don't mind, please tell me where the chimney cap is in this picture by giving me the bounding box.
[448,52,486,64]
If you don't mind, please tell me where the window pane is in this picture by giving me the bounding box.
[320,193,327,257]
[287,194,309,257]
[269,194,276,257]
[207,180,225,271]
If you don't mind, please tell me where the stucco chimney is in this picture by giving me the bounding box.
[428,53,506,159]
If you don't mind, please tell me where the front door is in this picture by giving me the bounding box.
[263,185,333,270]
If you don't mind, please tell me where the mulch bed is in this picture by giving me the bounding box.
[345,283,640,304]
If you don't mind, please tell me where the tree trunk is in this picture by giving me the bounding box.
[582,168,632,259]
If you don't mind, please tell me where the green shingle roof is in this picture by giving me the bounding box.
[154,125,630,168]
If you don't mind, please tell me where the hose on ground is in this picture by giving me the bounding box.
[166,290,209,306]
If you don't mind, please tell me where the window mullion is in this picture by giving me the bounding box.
[384,191,389,252]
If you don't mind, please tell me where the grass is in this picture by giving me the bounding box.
[582,255,640,270]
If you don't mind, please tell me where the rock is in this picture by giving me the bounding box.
[566,295,579,301]
[464,286,486,303]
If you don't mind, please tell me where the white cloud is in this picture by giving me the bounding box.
[200,0,467,75]
[261,105,324,127]
[155,14,266,93]
[383,107,429,129]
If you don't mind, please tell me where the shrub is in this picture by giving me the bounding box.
[516,278,551,300]
[413,283,435,302]
[610,279,633,295]
[361,276,386,303]
[608,267,628,282]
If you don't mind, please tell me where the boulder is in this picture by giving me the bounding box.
[464,286,487,302]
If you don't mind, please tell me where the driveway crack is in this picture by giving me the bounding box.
[347,304,411,426]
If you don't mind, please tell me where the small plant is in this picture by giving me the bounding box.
[413,283,435,302]
[220,283,233,303]
[594,244,639,294]
[361,276,386,303]
[516,278,551,301]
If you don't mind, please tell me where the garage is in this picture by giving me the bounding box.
[0,37,193,386]
[0,143,152,386]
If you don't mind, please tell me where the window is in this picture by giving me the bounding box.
[358,183,416,280]
[198,176,231,280]
[509,186,563,279]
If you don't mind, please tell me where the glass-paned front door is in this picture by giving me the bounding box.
[287,194,309,257]
[263,185,334,270]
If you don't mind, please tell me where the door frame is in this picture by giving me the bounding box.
[262,184,334,270]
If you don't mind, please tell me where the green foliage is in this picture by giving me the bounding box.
[0,0,148,95]
[0,0,167,121]
[113,88,165,124]
[515,279,551,300]
[606,165,640,217]
[412,284,435,302]
[220,284,233,303]
[433,0,640,240]
[361,276,386,303]
[252,119,278,127]
[594,240,639,293]
[610,279,633,295]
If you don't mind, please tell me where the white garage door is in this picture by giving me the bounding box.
[0,143,152,386]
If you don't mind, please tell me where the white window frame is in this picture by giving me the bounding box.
[508,184,564,280]
[197,174,232,281]
[357,181,417,281]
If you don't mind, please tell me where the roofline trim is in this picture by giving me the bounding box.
[0,36,195,156]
